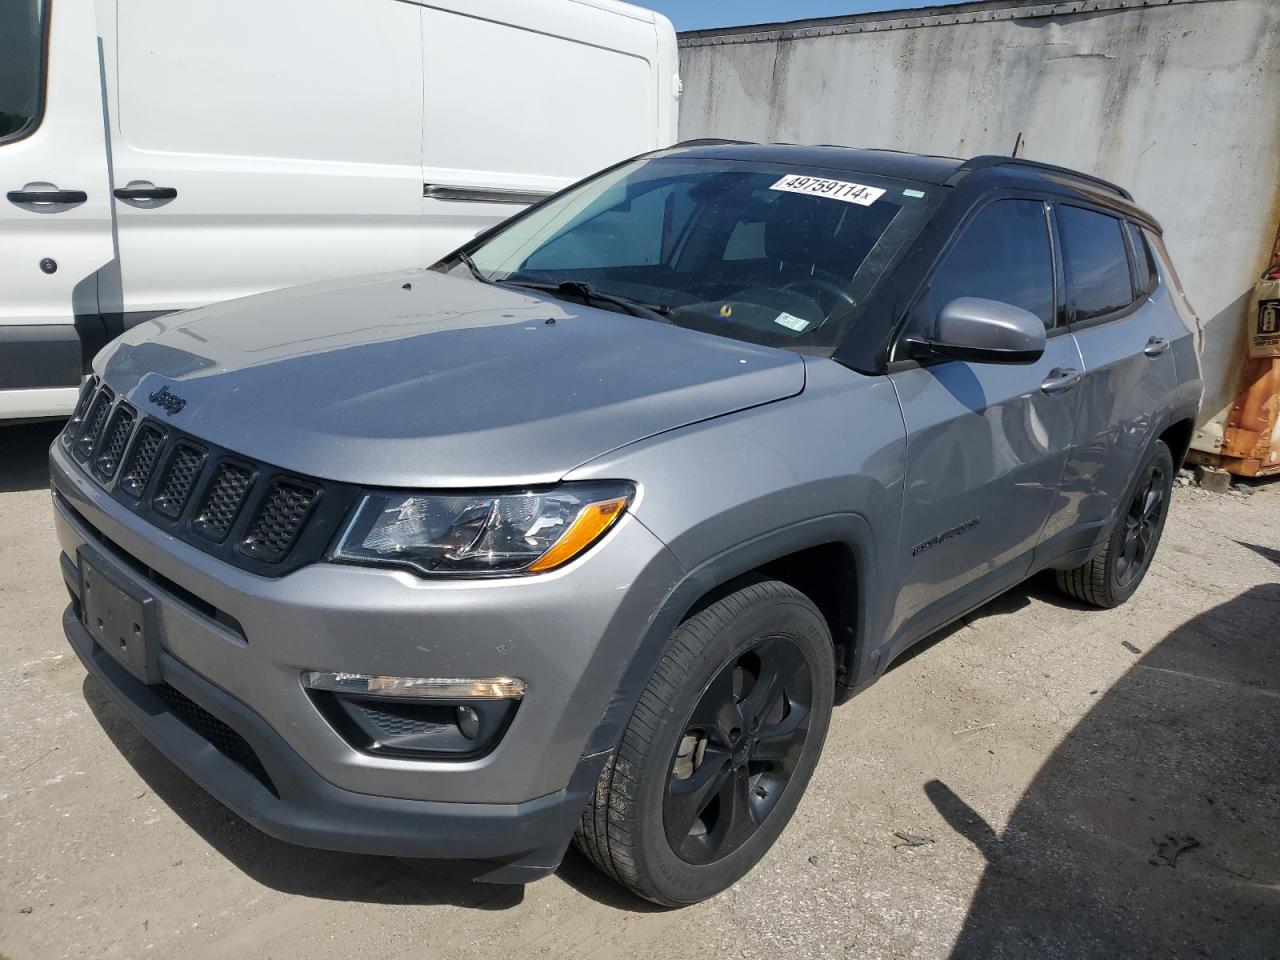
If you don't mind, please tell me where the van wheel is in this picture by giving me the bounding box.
[1056,440,1174,609]
[574,577,835,906]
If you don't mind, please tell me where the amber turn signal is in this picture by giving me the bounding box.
[528,496,630,572]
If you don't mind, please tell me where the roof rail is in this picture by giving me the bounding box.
[671,138,758,148]
[948,155,1133,201]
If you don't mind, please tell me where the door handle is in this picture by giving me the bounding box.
[7,188,88,205]
[1040,367,1081,394]
[1143,336,1171,357]
[113,185,177,201]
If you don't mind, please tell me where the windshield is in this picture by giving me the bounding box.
[454,156,941,352]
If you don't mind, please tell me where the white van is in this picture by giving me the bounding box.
[0,0,679,420]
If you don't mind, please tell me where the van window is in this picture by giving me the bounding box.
[421,7,653,183]
[1059,206,1135,322]
[0,0,45,142]
[915,199,1056,328]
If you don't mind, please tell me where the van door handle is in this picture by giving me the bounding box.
[113,185,177,201]
[1040,367,1081,394]
[1143,336,1171,357]
[7,188,88,205]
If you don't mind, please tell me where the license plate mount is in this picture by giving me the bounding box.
[78,546,161,684]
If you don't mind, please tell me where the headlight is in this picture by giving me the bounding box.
[330,481,633,577]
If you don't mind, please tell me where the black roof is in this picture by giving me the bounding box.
[664,141,967,186]
[658,141,1156,228]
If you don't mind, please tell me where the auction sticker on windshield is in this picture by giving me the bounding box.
[770,174,885,206]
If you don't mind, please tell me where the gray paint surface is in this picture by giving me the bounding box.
[677,0,1280,455]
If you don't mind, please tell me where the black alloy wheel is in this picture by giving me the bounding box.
[1116,457,1168,587]
[663,636,814,865]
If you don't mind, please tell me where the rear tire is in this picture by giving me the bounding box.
[1056,439,1174,608]
[574,577,835,906]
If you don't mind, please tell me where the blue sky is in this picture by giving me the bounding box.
[644,0,963,31]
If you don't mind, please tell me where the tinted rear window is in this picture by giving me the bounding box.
[1059,206,1134,322]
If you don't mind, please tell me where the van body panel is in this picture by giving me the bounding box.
[0,0,112,390]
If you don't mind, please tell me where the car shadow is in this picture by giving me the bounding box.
[931,583,1280,958]
[0,420,62,493]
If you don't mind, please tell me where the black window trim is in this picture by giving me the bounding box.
[1052,200,1147,332]
[885,190,1066,368]
[0,0,51,148]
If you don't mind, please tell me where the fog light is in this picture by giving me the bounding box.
[456,705,481,740]
[302,671,526,699]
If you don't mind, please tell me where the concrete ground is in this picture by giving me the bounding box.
[1,420,1277,960]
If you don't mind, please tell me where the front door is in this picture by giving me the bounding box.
[0,0,112,417]
[886,198,1083,649]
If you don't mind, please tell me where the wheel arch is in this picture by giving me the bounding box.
[580,514,883,762]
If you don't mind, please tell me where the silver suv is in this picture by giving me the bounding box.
[50,143,1202,905]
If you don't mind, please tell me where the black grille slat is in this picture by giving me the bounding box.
[192,462,254,543]
[73,387,114,462]
[118,424,165,499]
[62,377,98,448]
[240,481,317,563]
[92,404,136,480]
[152,444,205,520]
[150,683,275,794]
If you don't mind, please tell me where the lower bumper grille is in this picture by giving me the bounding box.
[151,682,277,796]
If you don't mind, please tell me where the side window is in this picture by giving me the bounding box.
[0,0,45,142]
[523,183,695,272]
[1125,222,1158,297]
[1058,206,1135,322]
[915,199,1055,329]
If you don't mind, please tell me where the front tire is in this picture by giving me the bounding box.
[574,577,835,906]
[1056,439,1174,608]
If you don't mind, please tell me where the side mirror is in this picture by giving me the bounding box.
[906,297,1046,365]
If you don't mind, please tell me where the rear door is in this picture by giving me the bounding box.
[1053,204,1178,530]
[887,197,1084,646]
[0,0,112,417]
[103,0,422,328]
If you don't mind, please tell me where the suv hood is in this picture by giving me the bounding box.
[98,270,805,487]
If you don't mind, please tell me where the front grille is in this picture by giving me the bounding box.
[153,443,205,520]
[92,404,136,480]
[57,380,359,576]
[151,683,276,795]
[241,481,318,562]
[192,462,254,543]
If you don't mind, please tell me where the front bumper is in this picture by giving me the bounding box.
[64,605,589,881]
[50,442,683,869]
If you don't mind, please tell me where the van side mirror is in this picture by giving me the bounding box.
[905,297,1046,365]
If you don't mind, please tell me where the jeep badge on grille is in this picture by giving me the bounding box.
[148,385,186,416]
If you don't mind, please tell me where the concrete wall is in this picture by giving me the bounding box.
[678,0,1280,454]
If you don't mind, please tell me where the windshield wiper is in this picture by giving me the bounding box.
[500,279,672,323]
[457,250,493,285]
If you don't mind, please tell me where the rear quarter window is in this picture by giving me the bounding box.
[1058,205,1135,322]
